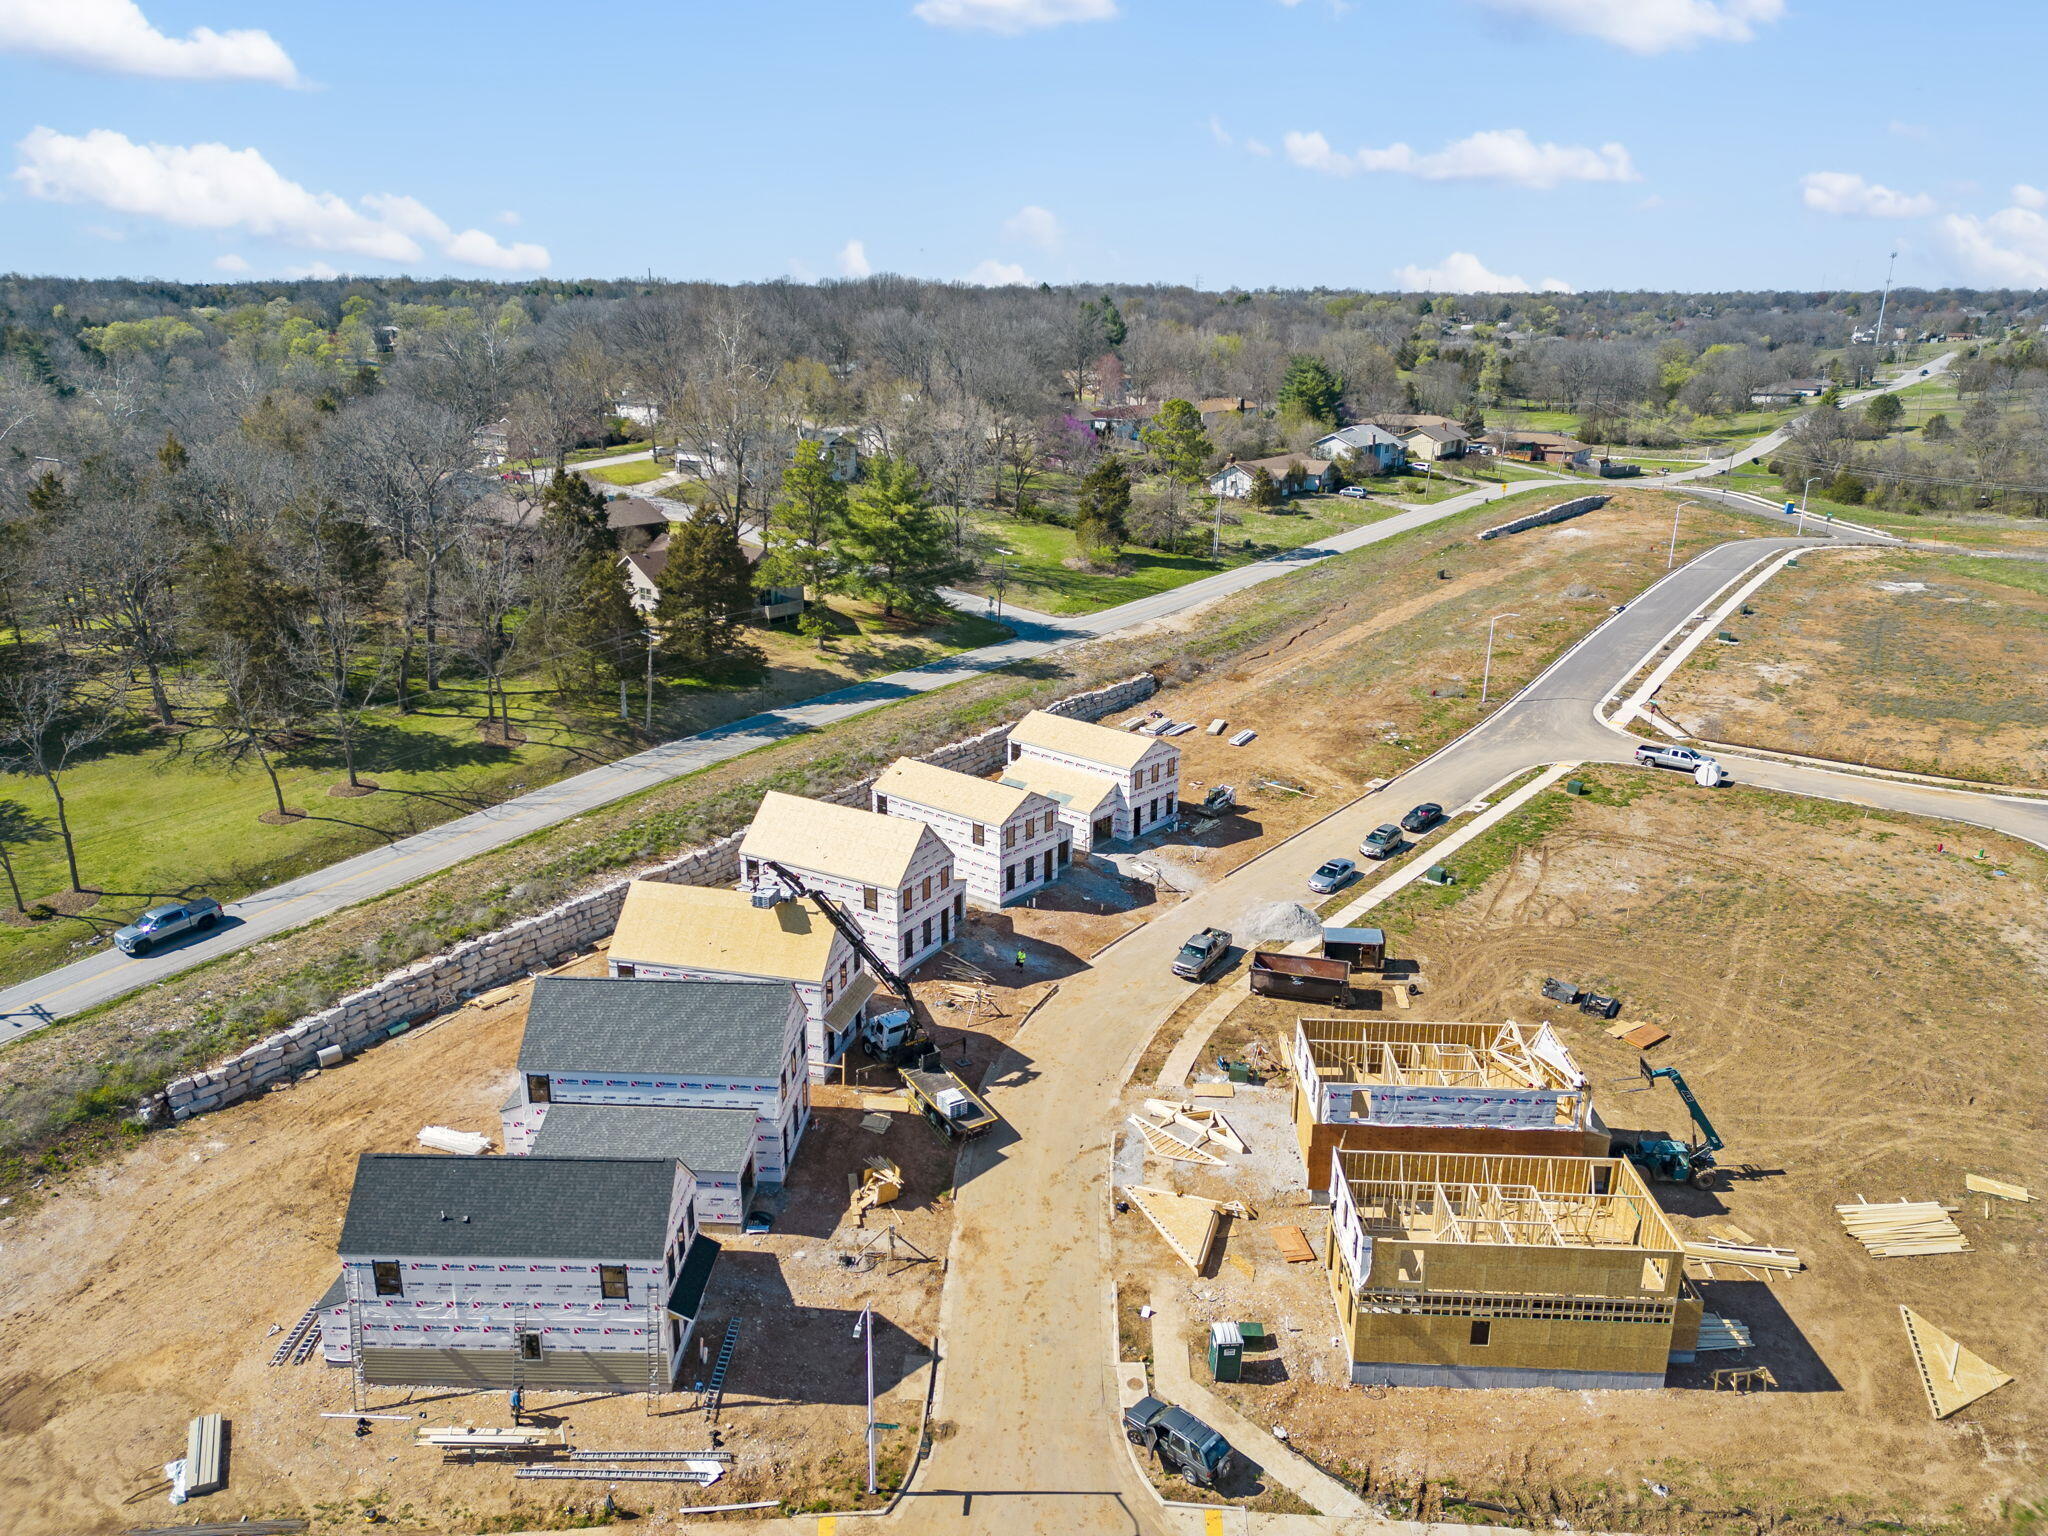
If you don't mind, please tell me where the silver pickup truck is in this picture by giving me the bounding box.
[114,898,222,956]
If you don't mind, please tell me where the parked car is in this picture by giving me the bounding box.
[1634,743,1717,773]
[1122,1396,1235,1489]
[1399,802,1445,834]
[1336,486,1370,499]
[1171,927,1233,981]
[1307,857,1356,894]
[113,898,222,956]
[1359,823,1404,860]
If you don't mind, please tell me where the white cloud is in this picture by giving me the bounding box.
[1003,204,1061,251]
[2013,184,2047,210]
[0,0,299,84]
[1244,138,1272,157]
[1392,251,1572,294]
[838,238,872,277]
[1800,170,1935,219]
[496,209,522,226]
[965,258,1029,286]
[1472,0,1782,53]
[1945,204,2048,285]
[912,0,1115,33]
[212,252,249,272]
[1208,115,1233,147]
[286,260,342,280]
[12,127,550,271]
[1283,126,1636,188]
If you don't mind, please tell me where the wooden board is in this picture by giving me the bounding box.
[1270,1225,1316,1264]
[1137,1118,1224,1166]
[1966,1174,2032,1203]
[1189,1083,1236,1099]
[1900,1306,2013,1419]
[1126,1186,1223,1274]
[1837,1199,1969,1257]
[1618,1023,1670,1049]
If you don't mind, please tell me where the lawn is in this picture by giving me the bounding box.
[1704,467,2048,549]
[0,597,1007,989]
[506,440,653,470]
[582,458,669,487]
[961,498,1400,615]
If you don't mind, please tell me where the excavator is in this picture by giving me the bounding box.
[1617,1060,1723,1190]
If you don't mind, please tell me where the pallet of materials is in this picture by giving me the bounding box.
[1836,1199,1970,1257]
[1694,1313,1754,1351]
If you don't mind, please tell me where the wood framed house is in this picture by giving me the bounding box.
[1327,1149,1697,1390]
[529,1103,761,1227]
[740,791,961,972]
[606,879,877,1079]
[1001,709,1181,844]
[871,757,1069,906]
[501,977,810,1186]
[329,1153,719,1392]
[993,757,1124,856]
[1290,1017,1605,1196]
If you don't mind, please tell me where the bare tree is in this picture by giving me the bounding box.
[442,518,533,738]
[0,662,117,891]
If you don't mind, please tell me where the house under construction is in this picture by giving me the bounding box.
[1327,1149,1699,1389]
[1291,1018,1606,1195]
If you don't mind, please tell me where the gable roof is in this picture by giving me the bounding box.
[338,1153,679,1262]
[1365,412,1463,432]
[606,495,672,530]
[609,880,843,982]
[997,756,1121,813]
[1489,429,1592,451]
[1316,425,1401,449]
[874,757,1047,826]
[518,976,794,1079]
[741,790,943,886]
[1216,455,1334,480]
[531,1103,760,1175]
[1397,423,1466,444]
[1006,709,1166,773]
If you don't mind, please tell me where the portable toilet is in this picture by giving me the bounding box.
[1207,1321,1243,1383]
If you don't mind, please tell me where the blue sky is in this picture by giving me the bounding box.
[3,0,2044,294]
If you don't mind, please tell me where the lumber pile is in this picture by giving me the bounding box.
[1899,1306,2014,1419]
[1694,1314,1753,1352]
[1965,1173,2032,1203]
[1269,1226,1316,1264]
[1836,1199,1969,1258]
[417,1126,491,1155]
[1682,1237,1803,1272]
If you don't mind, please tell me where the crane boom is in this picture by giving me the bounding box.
[757,859,909,994]
[1640,1061,1723,1155]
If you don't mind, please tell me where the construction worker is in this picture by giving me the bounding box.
[508,1385,524,1424]
[1014,947,1027,971]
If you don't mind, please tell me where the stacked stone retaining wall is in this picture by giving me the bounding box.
[149,671,1159,1122]
[1476,494,1610,541]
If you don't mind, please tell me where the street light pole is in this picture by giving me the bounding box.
[1668,499,1702,570]
[854,1305,876,1494]
[1480,612,1519,706]
[643,628,656,733]
[1800,474,1824,535]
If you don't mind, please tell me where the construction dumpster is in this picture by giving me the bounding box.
[1321,926,1386,972]
[1248,951,1352,1008]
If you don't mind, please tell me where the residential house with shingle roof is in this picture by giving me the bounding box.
[327,1153,717,1391]
[740,791,960,971]
[871,757,1069,906]
[530,1103,761,1226]
[503,976,809,1186]
[1002,709,1180,844]
[605,880,875,1079]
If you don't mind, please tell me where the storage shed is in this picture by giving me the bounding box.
[1321,926,1387,971]
[740,791,960,971]
[606,879,874,1079]
[872,757,1069,906]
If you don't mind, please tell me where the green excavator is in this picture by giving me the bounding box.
[1617,1059,1723,1189]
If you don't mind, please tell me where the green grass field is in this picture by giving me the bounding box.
[1704,467,2048,549]
[0,597,1005,988]
[583,459,669,487]
[962,497,1400,614]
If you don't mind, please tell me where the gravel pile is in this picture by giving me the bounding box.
[1235,900,1322,944]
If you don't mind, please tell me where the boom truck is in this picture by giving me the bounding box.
[1617,1060,1723,1189]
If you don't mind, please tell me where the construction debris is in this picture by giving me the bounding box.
[1227,729,1257,746]
[1965,1174,2033,1203]
[851,1156,904,1219]
[1836,1199,1970,1257]
[1269,1226,1316,1264]
[1900,1306,2014,1419]
[1694,1314,1754,1351]
[417,1126,491,1156]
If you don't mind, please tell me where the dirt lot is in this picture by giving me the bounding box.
[1118,769,2047,1535]
[1658,545,2048,785]
[0,948,986,1536]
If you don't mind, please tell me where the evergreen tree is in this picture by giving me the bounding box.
[840,456,971,619]
[1139,400,1213,485]
[653,512,762,675]
[539,471,611,561]
[565,553,645,684]
[1277,355,1345,427]
[1246,465,1281,509]
[1092,293,1127,349]
[762,438,849,598]
[1074,453,1131,555]
[1864,391,1903,432]
[1922,412,1953,440]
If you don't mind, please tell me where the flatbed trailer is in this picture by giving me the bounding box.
[901,1066,999,1140]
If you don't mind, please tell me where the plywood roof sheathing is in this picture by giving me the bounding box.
[1900,1306,2014,1419]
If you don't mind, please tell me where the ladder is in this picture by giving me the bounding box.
[700,1319,740,1421]
[269,1303,322,1367]
[347,1288,367,1413]
[645,1291,666,1410]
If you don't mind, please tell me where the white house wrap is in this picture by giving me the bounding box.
[1000,709,1181,847]
[870,757,1068,907]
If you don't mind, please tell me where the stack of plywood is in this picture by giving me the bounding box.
[1836,1199,1969,1257]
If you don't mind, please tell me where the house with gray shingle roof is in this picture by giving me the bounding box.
[504,977,809,1188]
[326,1152,718,1392]
[530,1103,761,1226]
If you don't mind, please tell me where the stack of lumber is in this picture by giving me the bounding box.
[1965,1173,2032,1203]
[1682,1237,1803,1272]
[1695,1314,1753,1351]
[1836,1199,1969,1257]
[418,1126,491,1155]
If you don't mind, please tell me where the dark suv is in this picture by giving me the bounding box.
[1122,1396,1235,1488]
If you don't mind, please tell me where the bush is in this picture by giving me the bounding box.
[1827,470,1867,505]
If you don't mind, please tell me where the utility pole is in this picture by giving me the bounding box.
[854,1304,876,1494]
[644,628,657,733]
[1668,500,1702,570]
[1481,612,1520,706]
[1872,249,1899,370]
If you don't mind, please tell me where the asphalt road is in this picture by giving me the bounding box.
[0,355,1951,1040]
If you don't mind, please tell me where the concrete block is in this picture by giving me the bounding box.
[317,1045,345,1069]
